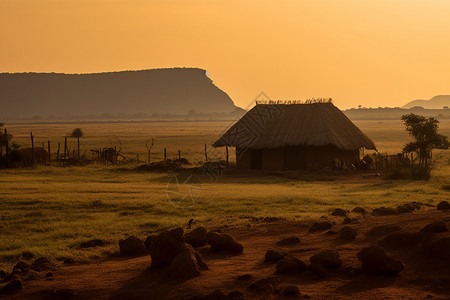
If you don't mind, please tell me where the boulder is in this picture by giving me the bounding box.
[275,236,300,246]
[149,230,185,268]
[420,221,447,233]
[426,237,450,259]
[280,285,300,296]
[331,208,348,217]
[310,250,341,269]
[2,279,22,292]
[206,232,243,254]
[367,225,402,236]
[437,201,450,210]
[228,291,245,300]
[144,234,157,249]
[309,221,332,232]
[194,251,209,271]
[264,250,286,262]
[168,244,204,279]
[357,246,405,275]
[276,257,307,274]
[185,226,208,248]
[372,207,398,216]
[31,257,56,272]
[248,277,278,295]
[352,207,366,215]
[396,202,420,214]
[237,273,254,281]
[339,226,357,240]
[119,236,147,256]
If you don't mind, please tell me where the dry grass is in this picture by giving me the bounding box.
[1,120,450,270]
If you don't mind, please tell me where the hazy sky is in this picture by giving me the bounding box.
[1,0,450,109]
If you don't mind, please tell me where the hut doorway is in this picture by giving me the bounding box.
[251,149,262,169]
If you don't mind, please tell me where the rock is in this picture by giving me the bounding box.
[2,272,20,282]
[13,261,30,271]
[2,279,22,292]
[79,239,105,248]
[31,257,56,272]
[248,277,279,291]
[280,285,300,296]
[168,244,203,279]
[396,203,418,214]
[367,225,402,236]
[352,207,366,215]
[275,236,300,246]
[357,246,405,275]
[63,258,75,265]
[276,257,307,274]
[265,250,286,262]
[421,221,447,233]
[379,232,424,249]
[22,269,41,281]
[149,230,185,268]
[437,201,450,210]
[310,250,341,269]
[185,226,208,248]
[372,207,398,216]
[0,270,6,278]
[144,234,157,249]
[342,217,352,224]
[426,237,450,258]
[206,232,243,254]
[339,226,357,240]
[119,236,146,256]
[170,227,185,241]
[309,221,332,232]
[45,272,54,278]
[310,263,327,279]
[237,273,254,281]
[325,230,337,235]
[331,208,348,217]
[228,291,245,300]
[194,251,209,270]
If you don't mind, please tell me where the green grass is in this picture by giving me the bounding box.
[1,119,450,270]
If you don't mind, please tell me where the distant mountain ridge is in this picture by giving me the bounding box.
[0,68,240,119]
[403,95,450,109]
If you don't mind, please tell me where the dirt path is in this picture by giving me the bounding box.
[3,209,450,299]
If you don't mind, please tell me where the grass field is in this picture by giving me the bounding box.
[1,119,450,270]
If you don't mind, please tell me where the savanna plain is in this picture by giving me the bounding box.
[1,119,450,272]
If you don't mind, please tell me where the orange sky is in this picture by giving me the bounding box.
[1,0,450,109]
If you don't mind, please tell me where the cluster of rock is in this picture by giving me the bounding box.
[119,226,243,279]
[0,257,55,294]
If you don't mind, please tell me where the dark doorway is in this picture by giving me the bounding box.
[251,149,262,169]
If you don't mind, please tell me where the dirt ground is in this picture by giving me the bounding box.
[2,208,450,300]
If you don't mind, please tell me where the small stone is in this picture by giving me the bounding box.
[367,225,402,236]
[13,261,30,271]
[421,221,447,233]
[437,201,450,210]
[45,272,54,278]
[339,226,357,240]
[237,274,254,281]
[31,257,55,272]
[372,207,398,216]
[265,250,286,262]
[206,232,243,254]
[119,236,146,256]
[309,221,332,232]
[185,226,208,248]
[144,234,157,249]
[276,257,307,274]
[276,236,300,246]
[352,207,366,215]
[2,279,22,292]
[331,208,348,217]
[79,239,105,248]
[310,250,341,269]
[280,285,300,296]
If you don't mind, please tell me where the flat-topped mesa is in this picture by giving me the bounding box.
[0,68,239,119]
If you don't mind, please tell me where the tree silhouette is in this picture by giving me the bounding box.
[0,123,12,157]
[71,128,83,159]
[402,114,449,166]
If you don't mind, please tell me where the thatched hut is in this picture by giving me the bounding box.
[213,101,376,170]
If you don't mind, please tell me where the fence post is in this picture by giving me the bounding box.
[64,137,67,158]
[204,144,208,162]
[57,142,60,161]
[137,153,139,165]
[5,128,9,155]
[48,141,51,161]
[31,132,35,166]
[226,146,229,169]
[178,150,181,160]
[164,148,167,161]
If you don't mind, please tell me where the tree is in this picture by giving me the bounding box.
[71,128,83,159]
[401,114,449,166]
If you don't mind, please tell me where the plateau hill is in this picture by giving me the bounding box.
[0,68,239,119]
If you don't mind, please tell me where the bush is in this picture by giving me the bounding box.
[385,165,431,180]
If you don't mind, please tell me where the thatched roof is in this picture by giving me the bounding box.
[213,102,376,151]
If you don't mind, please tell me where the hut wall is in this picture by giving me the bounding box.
[236,147,252,169]
[261,148,284,169]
